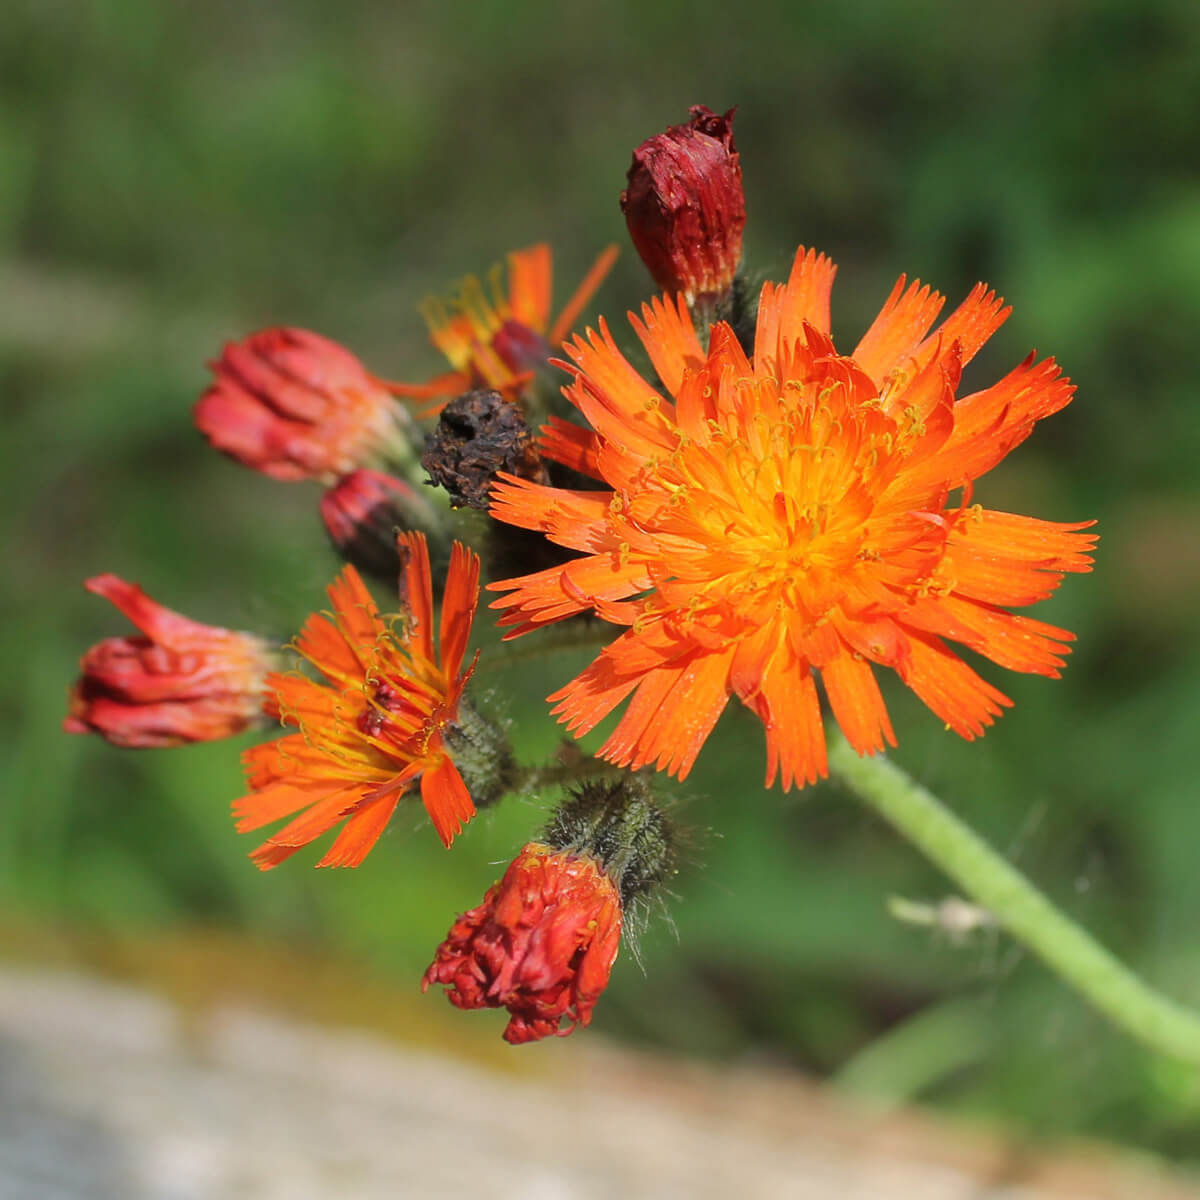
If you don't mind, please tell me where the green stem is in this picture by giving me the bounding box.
[508,754,620,795]
[827,733,1200,1065]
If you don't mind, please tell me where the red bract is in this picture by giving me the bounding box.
[621,105,745,306]
[196,327,411,482]
[422,842,622,1043]
[65,575,274,748]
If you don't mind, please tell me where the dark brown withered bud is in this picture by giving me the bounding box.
[422,389,547,510]
[620,105,746,308]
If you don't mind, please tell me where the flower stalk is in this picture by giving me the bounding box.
[827,732,1200,1066]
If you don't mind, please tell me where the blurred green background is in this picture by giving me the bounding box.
[4,0,1200,1163]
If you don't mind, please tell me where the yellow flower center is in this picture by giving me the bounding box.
[609,364,941,636]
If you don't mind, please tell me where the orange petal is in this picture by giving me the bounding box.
[313,566,383,679]
[488,477,614,551]
[819,649,896,756]
[265,670,340,727]
[776,246,838,346]
[915,283,1010,370]
[630,292,705,395]
[752,280,783,369]
[560,319,677,460]
[421,756,475,847]
[490,552,652,637]
[247,785,365,870]
[538,416,604,480]
[898,631,1012,740]
[506,244,553,333]
[905,594,1075,677]
[383,369,471,403]
[598,646,734,780]
[241,732,340,791]
[757,661,827,790]
[918,355,1077,490]
[397,531,435,662]
[548,639,649,739]
[439,541,481,676]
[316,792,402,867]
[852,275,945,386]
[942,509,1097,605]
[232,775,341,832]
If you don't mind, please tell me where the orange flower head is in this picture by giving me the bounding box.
[65,575,274,748]
[388,244,618,414]
[488,247,1097,789]
[422,842,623,1044]
[196,327,413,482]
[233,531,483,869]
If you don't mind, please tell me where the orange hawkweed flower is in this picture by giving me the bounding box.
[234,532,482,868]
[488,247,1097,789]
[389,244,618,414]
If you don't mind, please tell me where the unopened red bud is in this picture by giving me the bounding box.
[422,842,622,1044]
[196,328,413,482]
[320,468,445,579]
[65,576,275,748]
[621,105,745,307]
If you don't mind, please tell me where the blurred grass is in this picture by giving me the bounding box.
[4,0,1200,1163]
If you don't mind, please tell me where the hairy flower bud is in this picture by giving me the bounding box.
[621,105,745,308]
[196,328,414,482]
[542,774,676,907]
[423,773,675,1043]
[65,576,275,748]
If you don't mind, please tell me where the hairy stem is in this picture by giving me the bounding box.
[827,733,1200,1065]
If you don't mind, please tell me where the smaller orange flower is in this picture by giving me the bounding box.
[196,327,414,482]
[65,575,274,748]
[389,244,618,414]
[233,532,482,869]
[422,842,622,1044]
